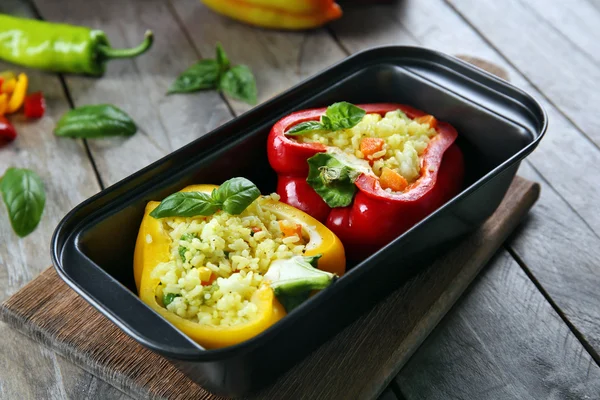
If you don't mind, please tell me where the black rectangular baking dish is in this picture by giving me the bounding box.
[51,46,547,397]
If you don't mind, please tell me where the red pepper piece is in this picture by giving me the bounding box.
[24,91,46,119]
[0,116,17,143]
[267,103,465,261]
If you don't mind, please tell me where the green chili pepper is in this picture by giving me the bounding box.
[0,14,154,76]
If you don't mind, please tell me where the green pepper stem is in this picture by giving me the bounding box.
[97,30,154,60]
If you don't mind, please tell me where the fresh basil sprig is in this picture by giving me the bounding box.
[150,177,261,219]
[54,104,137,138]
[220,65,257,105]
[167,59,220,94]
[167,43,258,105]
[0,167,46,237]
[285,102,366,136]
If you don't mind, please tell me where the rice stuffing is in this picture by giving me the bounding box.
[151,193,307,327]
[295,110,438,186]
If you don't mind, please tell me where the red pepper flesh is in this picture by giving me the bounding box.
[24,91,46,119]
[0,116,17,143]
[267,103,465,261]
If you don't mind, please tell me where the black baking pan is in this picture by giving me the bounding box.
[51,46,547,397]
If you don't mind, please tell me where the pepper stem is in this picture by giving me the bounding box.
[97,30,154,60]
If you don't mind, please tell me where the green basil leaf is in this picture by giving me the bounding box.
[150,192,219,218]
[54,104,137,138]
[167,59,219,94]
[216,43,230,74]
[321,102,366,131]
[0,167,45,237]
[306,153,361,208]
[220,65,257,105]
[285,121,326,136]
[213,177,261,215]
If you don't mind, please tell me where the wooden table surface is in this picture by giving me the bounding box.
[1,0,599,399]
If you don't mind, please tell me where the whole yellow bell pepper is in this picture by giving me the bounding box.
[134,183,345,349]
[200,0,342,30]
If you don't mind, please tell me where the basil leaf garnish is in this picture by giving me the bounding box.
[167,59,219,94]
[285,121,326,136]
[213,177,261,215]
[150,177,261,219]
[54,104,137,138]
[216,43,230,74]
[306,153,361,208]
[0,167,46,237]
[322,102,366,130]
[285,102,366,136]
[220,65,258,105]
[150,192,219,218]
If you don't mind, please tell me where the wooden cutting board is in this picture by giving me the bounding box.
[0,176,539,400]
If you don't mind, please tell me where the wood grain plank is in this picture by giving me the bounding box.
[522,0,600,66]
[169,0,347,115]
[0,177,539,400]
[0,2,141,399]
[446,0,600,147]
[0,62,99,301]
[330,0,600,360]
[508,162,600,355]
[33,0,234,186]
[397,249,600,400]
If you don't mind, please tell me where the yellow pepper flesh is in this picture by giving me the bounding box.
[5,73,28,114]
[0,94,7,116]
[133,184,346,349]
[201,0,342,30]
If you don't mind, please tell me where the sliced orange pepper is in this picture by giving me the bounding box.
[1,78,16,94]
[359,137,386,159]
[6,73,28,114]
[380,167,408,192]
[0,94,7,116]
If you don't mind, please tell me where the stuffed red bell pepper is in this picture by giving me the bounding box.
[267,102,464,261]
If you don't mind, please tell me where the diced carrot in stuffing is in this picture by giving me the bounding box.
[279,220,303,238]
[359,137,386,159]
[415,115,438,130]
[380,167,408,192]
[251,226,261,233]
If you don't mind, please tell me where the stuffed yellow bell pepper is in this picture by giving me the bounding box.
[134,177,345,349]
[200,0,342,30]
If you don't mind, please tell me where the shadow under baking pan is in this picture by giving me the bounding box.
[51,46,546,397]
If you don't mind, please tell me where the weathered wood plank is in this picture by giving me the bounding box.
[169,0,347,115]
[446,0,600,147]
[330,0,600,361]
[397,249,600,400]
[33,0,234,186]
[0,1,139,399]
[523,0,600,66]
[509,163,600,354]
